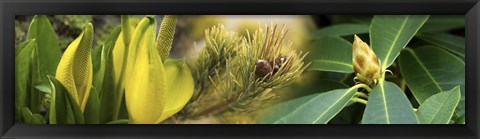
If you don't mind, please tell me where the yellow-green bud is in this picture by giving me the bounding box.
[352,34,381,86]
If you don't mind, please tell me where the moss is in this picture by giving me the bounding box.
[53,15,93,30]
[94,17,119,48]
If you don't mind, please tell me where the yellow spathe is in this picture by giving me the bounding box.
[55,23,94,112]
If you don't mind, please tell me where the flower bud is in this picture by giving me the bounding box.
[352,34,381,86]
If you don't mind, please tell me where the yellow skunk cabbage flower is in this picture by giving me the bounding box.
[113,16,140,87]
[55,23,94,112]
[158,59,194,122]
[111,16,141,119]
[124,16,194,124]
[125,17,165,124]
[352,34,381,86]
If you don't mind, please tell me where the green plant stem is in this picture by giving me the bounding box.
[355,92,369,99]
[354,83,373,93]
[400,80,406,92]
[352,97,368,105]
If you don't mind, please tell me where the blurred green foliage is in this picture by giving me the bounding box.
[16,15,120,49]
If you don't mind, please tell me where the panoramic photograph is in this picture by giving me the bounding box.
[14,15,465,124]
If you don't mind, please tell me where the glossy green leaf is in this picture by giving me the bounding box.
[259,85,361,124]
[93,26,121,93]
[27,15,61,91]
[313,23,369,37]
[48,75,85,124]
[416,33,464,59]
[419,15,464,33]
[29,46,42,113]
[399,46,465,121]
[21,107,33,123]
[309,36,353,73]
[92,46,103,79]
[98,45,119,123]
[21,107,45,124]
[15,40,36,120]
[92,26,121,123]
[34,84,51,93]
[453,115,465,124]
[416,86,461,124]
[398,46,464,104]
[15,39,34,57]
[362,81,418,124]
[84,87,100,124]
[30,114,46,124]
[370,15,429,70]
[48,75,66,124]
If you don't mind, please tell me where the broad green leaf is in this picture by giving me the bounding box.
[124,17,167,124]
[399,46,465,120]
[34,84,51,93]
[21,107,46,124]
[157,59,194,122]
[418,15,464,33]
[84,86,100,124]
[55,23,94,112]
[362,81,418,124]
[313,23,369,37]
[91,26,121,123]
[398,46,464,104]
[29,47,42,113]
[309,36,353,73]
[156,15,177,62]
[92,45,103,77]
[259,85,361,124]
[48,75,85,124]
[99,44,120,123]
[28,15,60,113]
[416,33,464,59]
[27,15,61,91]
[30,114,46,124]
[416,86,461,124]
[15,40,36,120]
[64,86,86,124]
[93,26,121,93]
[48,75,66,124]
[21,107,33,123]
[453,115,465,124]
[370,15,429,70]
[15,39,33,57]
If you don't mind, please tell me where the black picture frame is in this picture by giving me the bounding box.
[1,0,479,138]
